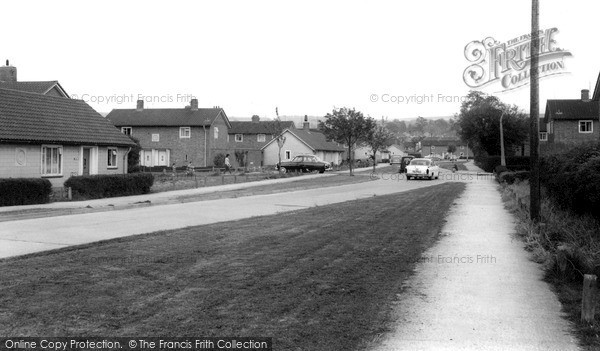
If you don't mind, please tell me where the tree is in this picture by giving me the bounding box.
[319,107,375,176]
[265,108,288,173]
[365,124,394,172]
[447,144,457,155]
[127,136,142,173]
[455,91,528,156]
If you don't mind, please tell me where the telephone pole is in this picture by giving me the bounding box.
[530,0,541,221]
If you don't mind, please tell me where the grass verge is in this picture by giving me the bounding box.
[0,182,465,350]
[501,181,600,350]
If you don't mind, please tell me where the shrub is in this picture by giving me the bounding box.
[475,155,530,173]
[498,171,516,184]
[65,173,154,199]
[540,141,600,219]
[0,178,52,206]
[213,153,225,167]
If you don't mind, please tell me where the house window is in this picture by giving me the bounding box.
[285,150,291,160]
[152,134,160,142]
[107,147,118,168]
[214,127,219,139]
[431,145,436,150]
[41,145,62,176]
[539,132,548,141]
[180,127,191,138]
[235,134,243,142]
[257,134,266,142]
[121,127,132,135]
[579,120,593,133]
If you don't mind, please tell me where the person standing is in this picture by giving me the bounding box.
[224,154,233,174]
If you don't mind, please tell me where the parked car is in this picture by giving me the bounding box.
[390,155,403,165]
[398,156,415,173]
[406,158,440,180]
[277,155,329,173]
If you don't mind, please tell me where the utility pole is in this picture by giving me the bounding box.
[530,0,541,221]
[500,110,506,167]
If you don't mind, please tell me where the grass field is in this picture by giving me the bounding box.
[0,182,465,350]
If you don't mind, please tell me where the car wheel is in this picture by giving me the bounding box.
[407,176,411,180]
[436,173,439,179]
[280,167,287,173]
[319,168,325,173]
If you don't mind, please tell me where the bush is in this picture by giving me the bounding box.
[0,178,52,206]
[540,141,600,219]
[498,171,516,184]
[65,173,154,199]
[213,153,225,167]
[475,155,530,172]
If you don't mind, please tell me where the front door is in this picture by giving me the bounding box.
[82,148,91,175]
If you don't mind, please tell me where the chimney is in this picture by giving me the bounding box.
[582,89,590,101]
[303,115,310,131]
[136,99,144,111]
[190,98,198,111]
[0,59,17,82]
[251,115,260,123]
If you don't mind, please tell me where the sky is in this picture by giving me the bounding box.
[2,0,598,120]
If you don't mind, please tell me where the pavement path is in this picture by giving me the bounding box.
[371,168,580,351]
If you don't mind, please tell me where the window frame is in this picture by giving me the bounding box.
[539,132,548,141]
[257,134,266,142]
[179,127,191,139]
[41,145,63,177]
[107,147,118,168]
[214,127,219,139]
[121,127,132,135]
[235,134,243,142]
[285,150,291,160]
[579,120,593,133]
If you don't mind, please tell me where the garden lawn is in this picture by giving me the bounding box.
[0,182,465,351]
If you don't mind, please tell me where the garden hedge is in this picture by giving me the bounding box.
[475,155,530,172]
[0,178,52,206]
[65,173,154,199]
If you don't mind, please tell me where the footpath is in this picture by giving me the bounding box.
[372,161,580,351]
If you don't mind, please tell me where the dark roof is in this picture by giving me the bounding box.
[593,72,600,101]
[421,138,463,146]
[544,99,598,121]
[228,120,295,134]
[0,88,134,146]
[263,128,345,152]
[0,81,69,97]
[107,107,229,127]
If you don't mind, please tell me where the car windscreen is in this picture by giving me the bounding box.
[410,160,430,166]
[291,157,303,162]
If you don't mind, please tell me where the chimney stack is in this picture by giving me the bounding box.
[0,59,17,82]
[136,99,144,111]
[190,98,198,111]
[251,115,260,123]
[303,115,310,131]
[582,89,590,101]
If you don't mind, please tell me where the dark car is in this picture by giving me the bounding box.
[277,155,329,173]
[398,156,415,173]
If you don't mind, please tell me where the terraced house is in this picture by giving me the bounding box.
[107,99,231,168]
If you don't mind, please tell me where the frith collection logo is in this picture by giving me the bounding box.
[463,28,572,92]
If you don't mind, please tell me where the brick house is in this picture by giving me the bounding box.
[419,138,473,158]
[262,120,345,166]
[107,99,231,168]
[544,88,599,147]
[0,88,135,187]
[227,115,295,168]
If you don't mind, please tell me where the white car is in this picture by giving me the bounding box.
[406,158,440,180]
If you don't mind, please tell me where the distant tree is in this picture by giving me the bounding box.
[447,144,457,154]
[456,91,528,156]
[415,116,428,134]
[127,136,142,173]
[365,124,395,172]
[319,107,375,176]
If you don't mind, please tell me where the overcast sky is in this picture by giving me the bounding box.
[2,0,598,119]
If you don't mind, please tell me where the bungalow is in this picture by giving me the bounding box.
[107,99,231,168]
[544,88,599,146]
[420,137,473,158]
[0,60,69,98]
[262,120,345,166]
[227,115,295,168]
[0,88,135,188]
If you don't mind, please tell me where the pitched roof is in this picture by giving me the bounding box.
[0,81,69,97]
[107,107,230,127]
[228,120,295,134]
[421,138,463,146]
[262,128,345,152]
[0,88,134,146]
[544,99,598,121]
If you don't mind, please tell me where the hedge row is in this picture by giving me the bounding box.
[475,155,531,173]
[0,178,52,206]
[65,173,154,199]
[540,142,600,219]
